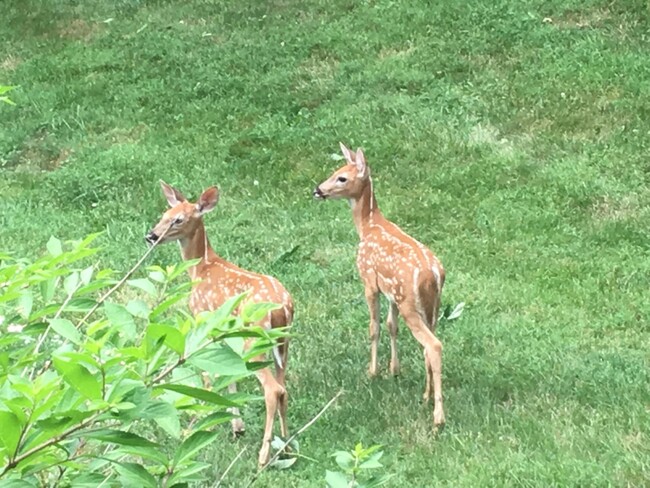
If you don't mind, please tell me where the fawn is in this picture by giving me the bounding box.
[146,181,293,467]
[314,143,446,427]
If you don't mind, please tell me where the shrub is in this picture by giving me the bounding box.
[0,235,287,486]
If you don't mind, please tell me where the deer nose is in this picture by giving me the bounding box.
[313,186,324,199]
[145,232,158,245]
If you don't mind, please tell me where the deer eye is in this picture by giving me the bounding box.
[337,176,348,183]
[172,216,184,225]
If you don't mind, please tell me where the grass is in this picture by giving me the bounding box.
[2,0,649,485]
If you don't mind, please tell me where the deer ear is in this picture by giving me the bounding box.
[355,148,367,177]
[159,180,186,207]
[339,142,354,164]
[196,187,219,215]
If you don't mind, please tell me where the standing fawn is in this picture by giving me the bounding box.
[313,143,446,427]
[146,181,293,467]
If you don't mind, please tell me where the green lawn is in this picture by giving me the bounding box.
[2,0,649,486]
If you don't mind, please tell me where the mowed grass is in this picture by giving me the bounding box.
[2,0,650,485]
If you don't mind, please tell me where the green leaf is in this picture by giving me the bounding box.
[167,461,211,485]
[127,278,157,296]
[360,451,384,469]
[187,344,248,376]
[447,302,465,321]
[50,318,83,345]
[148,269,166,283]
[154,413,181,439]
[69,473,109,488]
[80,266,94,285]
[114,461,158,488]
[46,236,63,257]
[142,401,181,439]
[240,302,281,324]
[150,294,187,320]
[359,444,382,458]
[158,384,240,407]
[269,457,297,469]
[325,470,350,488]
[52,356,102,400]
[81,429,159,447]
[203,291,249,328]
[57,351,100,370]
[0,411,21,454]
[194,411,235,431]
[39,277,58,302]
[64,271,80,295]
[126,299,150,319]
[64,298,96,313]
[173,431,218,467]
[104,302,136,340]
[0,480,38,488]
[114,446,168,467]
[17,290,33,319]
[0,85,17,96]
[365,474,394,487]
[146,324,185,355]
[333,450,355,470]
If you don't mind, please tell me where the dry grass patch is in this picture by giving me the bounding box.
[591,194,642,222]
[0,55,21,72]
[378,43,415,60]
[58,19,103,41]
[7,130,72,172]
[106,124,149,145]
[548,8,612,30]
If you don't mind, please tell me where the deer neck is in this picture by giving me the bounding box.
[179,221,220,280]
[350,177,379,239]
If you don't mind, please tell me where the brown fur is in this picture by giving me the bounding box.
[314,143,446,427]
[147,181,293,467]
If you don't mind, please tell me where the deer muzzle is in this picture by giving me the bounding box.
[145,231,159,245]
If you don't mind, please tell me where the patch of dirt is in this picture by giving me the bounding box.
[467,123,516,157]
[291,52,339,109]
[299,54,339,82]
[378,43,415,59]
[106,124,149,145]
[547,8,611,30]
[591,195,641,222]
[178,18,207,27]
[58,19,102,41]
[6,130,72,172]
[0,55,21,71]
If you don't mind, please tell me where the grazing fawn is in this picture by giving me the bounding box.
[313,143,446,427]
[146,181,293,467]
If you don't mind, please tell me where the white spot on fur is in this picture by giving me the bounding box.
[432,266,441,290]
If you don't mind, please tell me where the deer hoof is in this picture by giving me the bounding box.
[231,418,246,438]
[258,442,271,468]
[389,360,400,376]
[433,409,445,428]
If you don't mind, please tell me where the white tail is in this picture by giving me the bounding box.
[147,181,293,467]
[314,143,446,427]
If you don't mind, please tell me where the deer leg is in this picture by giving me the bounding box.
[227,382,245,437]
[422,297,440,400]
[400,306,445,427]
[254,364,285,468]
[274,338,289,439]
[423,350,433,401]
[386,301,400,375]
[365,289,381,377]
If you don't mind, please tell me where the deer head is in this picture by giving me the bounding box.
[145,180,219,245]
[313,142,370,200]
